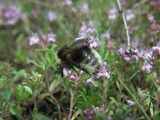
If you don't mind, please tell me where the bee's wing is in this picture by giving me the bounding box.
[61,40,88,56]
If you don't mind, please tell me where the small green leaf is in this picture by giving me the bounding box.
[0,89,11,100]
[23,85,33,95]
[49,79,62,92]
[10,104,22,119]
[96,112,107,120]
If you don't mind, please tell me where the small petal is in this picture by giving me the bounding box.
[62,68,69,77]
[152,46,160,53]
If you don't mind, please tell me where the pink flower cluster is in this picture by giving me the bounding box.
[118,42,160,73]
[76,21,97,40]
[0,4,26,25]
[83,105,106,120]
[28,33,56,47]
[118,47,139,63]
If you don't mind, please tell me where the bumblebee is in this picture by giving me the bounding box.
[57,39,103,77]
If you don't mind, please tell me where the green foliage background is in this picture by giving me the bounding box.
[0,0,160,120]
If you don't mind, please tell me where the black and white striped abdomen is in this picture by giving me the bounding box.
[81,49,103,74]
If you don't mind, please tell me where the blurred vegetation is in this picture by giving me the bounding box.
[0,0,160,120]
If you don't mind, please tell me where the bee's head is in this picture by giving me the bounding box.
[57,45,68,61]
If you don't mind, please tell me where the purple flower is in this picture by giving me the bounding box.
[62,0,73,6]
[83,105,106,120]
[96,62,110,79]
[88,37,101,48]
[141,61,153,73]
[83,108,95,120]
[107,6,118,20]
[28,32,56,47]
[152,46,160,52]
[68,72,80,81]
[47,11,57,22]
[80,3,89,14]
[126,10,135,21]
[76,21,97,40]
[28,33,40,45]
[147,14,155,22]
[0,4,26,25]
[118,47,139,63]
[103,31,111,40]
[62,68,83,82]
[137,49,152,60]
[46,33,56,42]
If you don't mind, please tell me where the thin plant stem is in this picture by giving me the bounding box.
[68,90,75,120]
[50,94,62,120]
[118,73,151,120]
[116,0,131,51]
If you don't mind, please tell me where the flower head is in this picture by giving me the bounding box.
[28,32,56,47]
[126,10,135,21]
[103,31,112,40]
[118,47,139,63]
[62,0,73,6]
[107,6,118,20]
[141,61,153,73]
[96,62,110,79]
[88,37,101,48]
[0,4,26,25]
[62,68,83,82]
[147,14,155,22]
[28,33,40,45]
[137,49,152,60]
[46,32,56,42]
[76,21,97,40]
[80,3,89,14]
[47,11,57,22]
[83,105,106,120]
